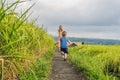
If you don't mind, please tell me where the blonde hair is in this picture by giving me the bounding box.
[62,31,67,37]
[58,25,63,32]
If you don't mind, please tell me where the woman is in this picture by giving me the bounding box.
[57,25,63,51]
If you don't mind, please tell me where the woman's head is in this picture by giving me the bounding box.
[62,31,67,37]
[58,25,63,32]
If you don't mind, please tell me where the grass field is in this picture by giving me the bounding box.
[69,45,120,80]
[0,0,55,80]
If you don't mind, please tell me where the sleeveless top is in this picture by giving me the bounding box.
[57,31,62,47]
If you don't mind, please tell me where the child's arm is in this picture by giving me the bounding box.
[68,40,72,45]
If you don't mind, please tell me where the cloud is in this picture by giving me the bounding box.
[9,0,120,26]
[31,0,120,26]
[6,0,120,39]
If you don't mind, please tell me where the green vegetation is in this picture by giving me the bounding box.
[20,50,54,80]
[0,0,55,80]
[69,45,120,80]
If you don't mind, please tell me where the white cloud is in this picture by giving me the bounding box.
[10,0,120,26]
[6,0,120,39]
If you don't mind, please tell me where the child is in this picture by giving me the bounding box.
[60,31,71,61]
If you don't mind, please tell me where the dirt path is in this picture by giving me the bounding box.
[50,50,85,80]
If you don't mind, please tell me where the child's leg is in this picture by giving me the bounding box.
[62,52,65,58]
[61,51,64,58]
[64,53,67,59]
[61,51,64,55]
[64,48,68,60]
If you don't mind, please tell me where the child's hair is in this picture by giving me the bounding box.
[62,31,67,37]
[58,25,63,32]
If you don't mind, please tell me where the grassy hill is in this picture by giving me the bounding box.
[0,0,55,80]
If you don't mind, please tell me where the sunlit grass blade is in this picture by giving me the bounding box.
[0,0,20,21]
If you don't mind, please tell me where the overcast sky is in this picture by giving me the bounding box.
[8,0,120,40]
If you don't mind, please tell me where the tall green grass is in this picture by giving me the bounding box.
[69,45,120,80]
[0,0,55,79]
[20,49,55,80]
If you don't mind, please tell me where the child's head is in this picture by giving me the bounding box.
[62,31,67,37]
[58,25,63,32]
